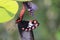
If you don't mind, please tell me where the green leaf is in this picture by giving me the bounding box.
[0,1,18,23]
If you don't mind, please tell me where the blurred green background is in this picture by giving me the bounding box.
[0,0,60,40]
